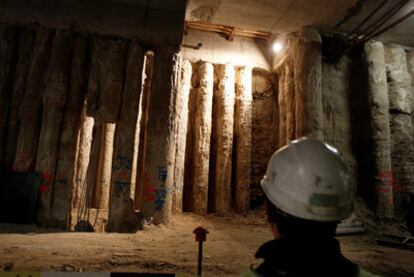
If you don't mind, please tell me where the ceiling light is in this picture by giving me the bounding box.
[273,42,283,53]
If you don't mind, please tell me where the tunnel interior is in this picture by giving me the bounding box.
[0,0,414,275]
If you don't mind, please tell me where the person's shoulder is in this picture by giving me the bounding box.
[357,267,383,277]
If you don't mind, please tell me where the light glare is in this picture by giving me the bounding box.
[273,42,283,53]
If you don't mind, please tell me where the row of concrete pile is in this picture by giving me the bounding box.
[171,61,253,215]
[364,41,414,219]
[276,27,414,220]
[0,25,183,232]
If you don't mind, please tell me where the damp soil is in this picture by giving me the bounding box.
[0,211,413,276]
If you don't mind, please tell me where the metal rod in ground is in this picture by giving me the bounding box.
[198,241,203,276]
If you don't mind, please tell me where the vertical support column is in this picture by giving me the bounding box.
[293,27,323,139]
[94,123,115,209]
[4,28,35,169]
[408,51,414,111]
[130,112,141,200]
[364,40,394,218]
[183,62,199,212]
[73,105,94,209]
[385,44,414,214]
[87,36,127,124]
[86,126,102,209]
[135,53,154,210]
[140,46,179,225]
[278,66,287,147]
[212,64,236,213]
[172,60,192,213]
[285,61,296,142]
[234,66,252,214]
[408,51,414,196]
[13,29,53,172]
[107,41,144,233]
[191,62,214,214]
[0,26,18,166]
[51,35,88,229]
[36,31,73,226]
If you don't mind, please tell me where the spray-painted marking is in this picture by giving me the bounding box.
[154,188,169,212]
[376,171,408,206]
[157,166,168,182]
[115,169,130,181]
[40,171,53,193]
[113,155,132,171]
[144,185,156,202]
[114,181,129,194]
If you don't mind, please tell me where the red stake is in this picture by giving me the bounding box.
[193,226,208,276]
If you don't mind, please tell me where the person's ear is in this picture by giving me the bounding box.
[271,223,282,239]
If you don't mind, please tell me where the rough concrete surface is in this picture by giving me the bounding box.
[107,41,144,233]
[0,26,17,166]
[322,56,357,193]
[385,44,414,216]
[211,64,235,213]
[364,40,394,218]
[3,27,34,169]
[172,59,192,213]
[87,36,127,124]
[135,53,154,210]
[51,34,88,229]
[284,61,296,143]
[385,45,412,114]
[191,62,214,214]
[407,51,414,132]
[292,27,323,139]
[183,62,199,212]
[277,65,287,148]
[13,29,53,172]
[73,105,94,210]
[140,47,179,225]
[86,126,103,212]
[251,68,277,207]
[95,123,115,210]
[234,66,252,214]
[35,31,73,226]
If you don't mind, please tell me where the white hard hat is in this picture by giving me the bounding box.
[261,137,353,222]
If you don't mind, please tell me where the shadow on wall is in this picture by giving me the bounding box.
[348,46,378,213]
[251,68,278,209]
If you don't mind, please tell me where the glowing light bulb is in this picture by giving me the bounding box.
[273,42,283,53]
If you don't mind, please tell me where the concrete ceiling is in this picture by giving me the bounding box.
[337,0,414,47]
[186,0,414,47]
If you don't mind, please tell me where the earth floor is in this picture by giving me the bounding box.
[0,211,413,276]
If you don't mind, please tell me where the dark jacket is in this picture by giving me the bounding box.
[244,238,373,277]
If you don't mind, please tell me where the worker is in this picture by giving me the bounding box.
[243,138,379,277]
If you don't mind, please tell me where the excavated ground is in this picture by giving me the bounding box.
[0,211,413,277]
